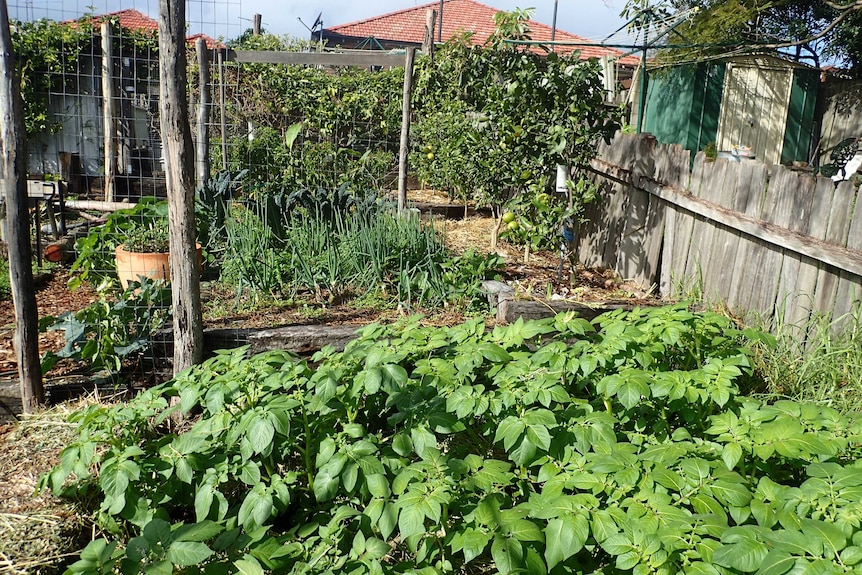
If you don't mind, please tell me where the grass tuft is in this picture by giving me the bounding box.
[751,304,862,413]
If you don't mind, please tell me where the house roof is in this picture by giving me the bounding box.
[100,9,159,33]
[325,0,639,67]
[73,9,222,47]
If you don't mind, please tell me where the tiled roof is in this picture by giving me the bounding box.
[186,33,223,49]
[76,10,222,47]
[326,0,639,67]
[103,9,159,33]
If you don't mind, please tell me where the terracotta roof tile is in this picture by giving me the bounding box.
[104,9,159,33]
[72,10,222,47]
[326,0,639,66]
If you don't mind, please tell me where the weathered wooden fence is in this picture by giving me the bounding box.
[582,132,862,330]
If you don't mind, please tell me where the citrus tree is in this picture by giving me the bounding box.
[412,9,621,249]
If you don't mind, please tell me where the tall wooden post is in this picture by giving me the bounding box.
[195,37,210,188]
[158,0,204,373]
[253,14,262,35]
[218,49,228,171]
[423,9,436,57]
[0,0,43,412]
[397,47,415,213]
[101,21,118,201]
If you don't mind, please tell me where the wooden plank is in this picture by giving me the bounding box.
[658,150,693,296]
[601,136,634,271]
[722,161,767,310]
[497,299,638,324]
[782,177,835,333]
[683,156,725,294]
[773,171,816,333]
[603,168,862,278]
[813,181,856,315]
[101,21,117,202]
[704,160,737,302]
[195,37,210,188]
[832,181,862,326]
[158,0,205,372]
[748,166,797,318]
[676,154,707,296]
[228,49,406,68]
[397,48,415,212]
[695,159,734,302]
[616,135,655,284]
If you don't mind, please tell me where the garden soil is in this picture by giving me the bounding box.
[0,202,661,573]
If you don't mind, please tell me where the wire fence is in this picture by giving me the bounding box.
[8,0,421,392]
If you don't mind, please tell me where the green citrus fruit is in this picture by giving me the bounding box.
[426,152,435,160]
[502,212,516,224]
[507,221,520,231]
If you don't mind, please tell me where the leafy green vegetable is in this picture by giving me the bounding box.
[46,306,862,575]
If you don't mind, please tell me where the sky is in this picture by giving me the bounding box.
[9,0,634,46]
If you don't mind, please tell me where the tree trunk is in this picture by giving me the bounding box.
[0,1,43,412]
[158,0,204,374]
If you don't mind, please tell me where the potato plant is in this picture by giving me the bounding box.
[45,306,862,575]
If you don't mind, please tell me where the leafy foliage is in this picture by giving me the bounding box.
[412,10,620,223]
[625,0,862,75]
[45,306,862,575]
[69,198,170,290]
[213,33,402,192]
[219,188,501,308]
[11,16,158,135]
[41,277,171,373]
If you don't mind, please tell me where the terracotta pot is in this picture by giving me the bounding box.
[115,244,202,290]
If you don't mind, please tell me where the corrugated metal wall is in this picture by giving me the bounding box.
[643,63,724,156]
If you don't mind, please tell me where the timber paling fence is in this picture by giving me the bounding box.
[581,132,862,333]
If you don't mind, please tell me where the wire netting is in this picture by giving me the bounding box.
[9,0,417,392]
[8,0,242,387]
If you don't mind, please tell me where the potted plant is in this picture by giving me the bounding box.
[115,218,202,290]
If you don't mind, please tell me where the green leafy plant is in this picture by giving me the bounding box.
[122,222,169,254]
[69,198,169,290]
[40,277,171,373]
[412,10,621,248]
[43,305,862,575]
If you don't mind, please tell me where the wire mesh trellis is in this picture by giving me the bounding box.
[5,0,241,390]
[6,0,422,394]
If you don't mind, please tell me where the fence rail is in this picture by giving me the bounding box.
[582,133,862,328]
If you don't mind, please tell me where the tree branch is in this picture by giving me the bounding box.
[750,1,862,51]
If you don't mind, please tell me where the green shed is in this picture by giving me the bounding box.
[642,55,820,166]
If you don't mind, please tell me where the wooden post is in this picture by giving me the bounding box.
[438,0,444,42]
[218,49,228,171]
[397,48,415,213]
[0,0,43,412]
[158,0,204,373]
[423,9,436,58]
[253,14,262,35]
[101,21,117,201]
[195,38,211,188]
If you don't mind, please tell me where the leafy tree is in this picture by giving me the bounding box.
[624,0,862,75]
[413,9,621,248]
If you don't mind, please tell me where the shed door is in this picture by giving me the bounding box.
[716,63,792,166]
